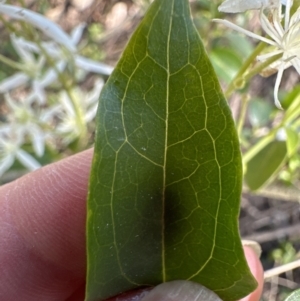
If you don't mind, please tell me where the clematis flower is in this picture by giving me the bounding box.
[56,78,104,144]
[218,0,282,13]
[0,2,109,177]
[0,23,112,104]
[4,93,59,157]
[0,128,41,177]
[215,0,299,108]
[0,92,61,176]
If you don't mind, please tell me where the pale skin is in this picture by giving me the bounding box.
[0,149,264,301]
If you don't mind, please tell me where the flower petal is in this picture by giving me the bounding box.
[218,0,281,13]
[256,49,283,61]
[10,34,35,64]
[260,10,282,45]
[71,23,86,45]
[85,78,104,105]
[0,154,14,177]
[75,56,113,75]
[213,19,277,46]
[30,129,45,157]
[273,64,285,109]
[32,80,46,104]
[0,73,29,92]
[0,4,76,52]
[15,149,41,171]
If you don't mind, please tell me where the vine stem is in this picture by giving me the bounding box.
[242,53,283,83]
[243,91,300,164]
[237,94,249,138]
[225,42,282,99]
[0,53,24,70]
[225,42,265,98]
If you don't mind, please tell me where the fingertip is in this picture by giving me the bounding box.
[240,245,264,301]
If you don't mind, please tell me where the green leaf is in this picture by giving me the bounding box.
[286,128,299,157]
[225,33,254,57]
[284,289,300,301]
[280,85,300,109]
[245,140,287,191]
[86,0,257,300]
[210,47,242,83]
[248,98,273,128]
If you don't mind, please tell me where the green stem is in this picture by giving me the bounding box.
[225,42,265,98]
[292,118,300,129]
[242,53,283,83]
[0,15,18,34]
[284,93,300,124]
[243,94,300,164]
[0,53,24,71]
[237,94,249,137]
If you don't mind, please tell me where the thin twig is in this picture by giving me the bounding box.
[275,277,300,289]
[264,259,300,279]
[243,224,300,244]
[243,184,300,202]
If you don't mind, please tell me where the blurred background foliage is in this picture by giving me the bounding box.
[0,0,300,300]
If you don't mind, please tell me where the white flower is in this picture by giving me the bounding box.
[0,24,112,101]
[0,128,41,177]
[218,0,282,13]
[215,0,299,108]
[4,93,57,157]
[0,34,48,103]
[56,78,104,144]
[0,3,76,51]
[0,12,113,103]
[0,92,61,176]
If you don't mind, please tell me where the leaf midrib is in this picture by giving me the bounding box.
[162,0,175,283]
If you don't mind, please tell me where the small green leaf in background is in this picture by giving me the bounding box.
[210,33,253,84]
[86,0,257,300]
[284,289,300,301]
[225,33,254,58]
[280,85,300,110]
[211,48,242,83]
[248,98,273,128]
[245,139,287,191]
[245,127,299,191]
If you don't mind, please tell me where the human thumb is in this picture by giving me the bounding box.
[140,281,221,301]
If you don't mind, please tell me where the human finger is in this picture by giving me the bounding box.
[239,245,264,301]
[0,149,93,301]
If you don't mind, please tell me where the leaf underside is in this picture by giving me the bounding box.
[85,0,257,300]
